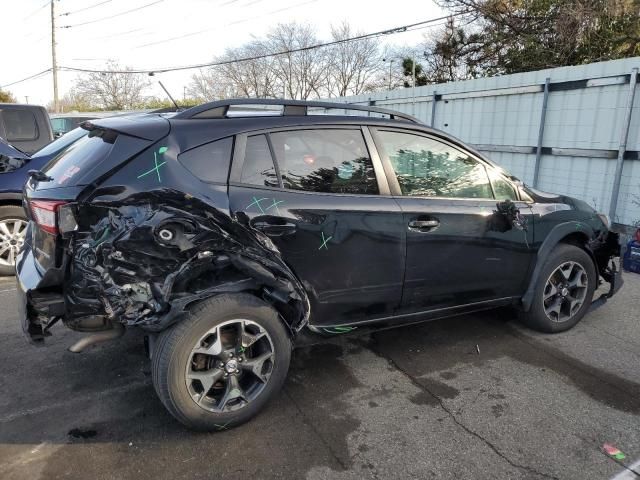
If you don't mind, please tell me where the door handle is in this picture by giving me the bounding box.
[408,219,440,231]
[252,220,297,237]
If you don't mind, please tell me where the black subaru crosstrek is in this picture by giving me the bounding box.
[16,99,622,431]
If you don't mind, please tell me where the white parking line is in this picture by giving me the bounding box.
[610,457,640,479]
[0,288,16,293]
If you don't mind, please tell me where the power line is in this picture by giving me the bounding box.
[22,0,49,22]
[132,0,306,50]
[87,27,147,41]
[60,0,165,28]
[60,0,114,16]
[60,12,466,75]
[0,69,52,89]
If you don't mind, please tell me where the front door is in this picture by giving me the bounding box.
[370,127,534,314]
[228,127,405,326]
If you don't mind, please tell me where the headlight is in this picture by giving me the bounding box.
[597,213,610,228]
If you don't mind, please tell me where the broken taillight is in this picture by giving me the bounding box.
[30,200,68,235]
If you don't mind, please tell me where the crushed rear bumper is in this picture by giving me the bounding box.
[15,234,65,345]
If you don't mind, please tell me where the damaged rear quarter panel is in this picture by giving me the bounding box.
[66,140,309,334]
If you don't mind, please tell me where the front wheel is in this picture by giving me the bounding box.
[521,244,596,333]
[151,293,291,431]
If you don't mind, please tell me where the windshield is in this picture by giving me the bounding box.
[33,127,88,158]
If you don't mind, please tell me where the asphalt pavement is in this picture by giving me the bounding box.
[1,273,640,480]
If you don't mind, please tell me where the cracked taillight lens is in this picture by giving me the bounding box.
[30,200,68,235]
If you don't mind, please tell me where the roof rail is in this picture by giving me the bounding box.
[172,98,422,124]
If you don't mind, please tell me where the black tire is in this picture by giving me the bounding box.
[521,243,596,333]
[151,293,291,431]
[0,205,27,276]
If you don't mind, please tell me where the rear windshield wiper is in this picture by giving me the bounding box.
[28,170,53,182]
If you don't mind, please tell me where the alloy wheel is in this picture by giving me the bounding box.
[0,218,27,268]
[542,261,588,323]
[185,319,275,413]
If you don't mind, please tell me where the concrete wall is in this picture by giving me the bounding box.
[330,57,640,227]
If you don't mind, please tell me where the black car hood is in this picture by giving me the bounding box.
[0,137,29,159]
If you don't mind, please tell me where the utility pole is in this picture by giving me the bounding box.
[412,57,416,115]
[382,58,395,92]
[50,0,59,113]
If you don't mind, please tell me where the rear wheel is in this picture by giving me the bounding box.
[0,205,27,276]
[521,244,596,333]
[152,293,291,431]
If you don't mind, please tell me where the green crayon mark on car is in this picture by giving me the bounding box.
[137,146,168,183]
[319,231,332,250]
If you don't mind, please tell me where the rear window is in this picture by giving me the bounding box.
[178,137,233,184]
[3,109,38,141]
[34,127,87,157]
[42,130,115,186]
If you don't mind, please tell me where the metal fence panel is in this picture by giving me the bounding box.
[329,57,640,226]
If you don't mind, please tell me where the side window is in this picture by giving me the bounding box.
[178,137,232,183]
[240,134,278,187]
[489,170,518,201]
[3,110,38,141]
[376,130,493,199]
[269,129,379,195]
[50,118,65,133]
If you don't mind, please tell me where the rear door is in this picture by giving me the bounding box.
[228,126,405,327]
[369,127,534,315]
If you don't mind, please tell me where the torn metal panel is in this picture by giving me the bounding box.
[0,155,28,173]
[65,190,309,333]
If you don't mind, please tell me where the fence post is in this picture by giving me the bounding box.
[430,91,437,127]
[608,68,638,221]
[532,77,551,187]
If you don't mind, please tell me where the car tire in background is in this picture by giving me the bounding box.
[521,243,596,333]
[151,293,291,431]
[0,205,27,276]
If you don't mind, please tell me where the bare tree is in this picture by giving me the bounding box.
[188,68,242,102]
[49,87,98,112]
[267,23,328,100]
[219,41,280,98]
[188,21,390,101]
[418,17,468,84]
[325,22,383,97]
[73,61,150,110]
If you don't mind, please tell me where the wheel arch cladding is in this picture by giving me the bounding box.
[64,189,309,336]
[521,222,601,311]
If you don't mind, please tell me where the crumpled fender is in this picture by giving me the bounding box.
[520,221,615,311]
[64,189,310,334]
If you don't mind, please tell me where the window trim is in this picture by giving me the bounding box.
[369,126,524,202]
[230,125,389,197]
[487,168,520,202]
